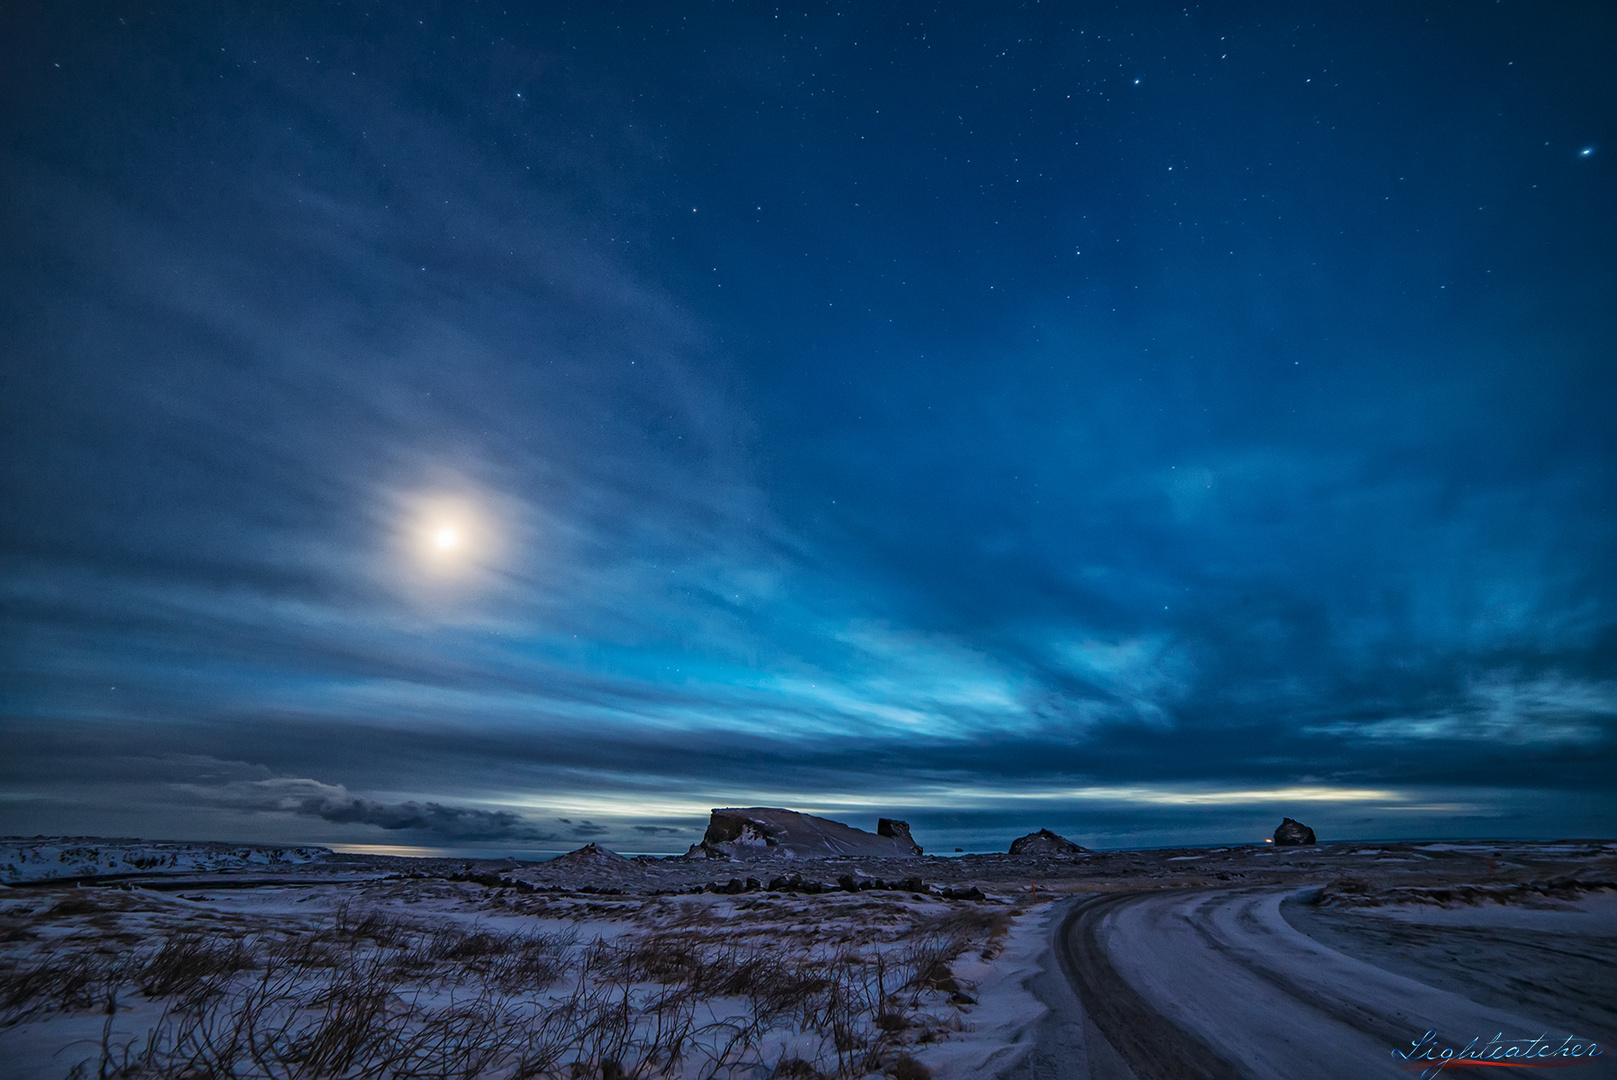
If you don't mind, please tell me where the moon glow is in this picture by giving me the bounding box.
[397,489,495,580]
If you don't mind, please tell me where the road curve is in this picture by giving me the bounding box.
[1047,887,1586,1080]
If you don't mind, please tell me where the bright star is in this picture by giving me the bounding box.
[1579,146,1595,157]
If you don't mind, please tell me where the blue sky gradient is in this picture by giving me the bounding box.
[2,1,1614,853]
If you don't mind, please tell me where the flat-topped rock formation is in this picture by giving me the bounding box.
[692,807,924,858]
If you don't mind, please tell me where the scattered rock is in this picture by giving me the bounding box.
[820,874,930,894]
[1008,829,1089,857]
[939,886,986,901]
[448,869,538,891]
[1274,818,1317,846]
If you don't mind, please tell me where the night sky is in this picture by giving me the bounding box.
[3,2,1614,855]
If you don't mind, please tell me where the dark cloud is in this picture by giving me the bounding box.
[184,778,559,843]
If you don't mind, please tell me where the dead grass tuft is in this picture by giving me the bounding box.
[889,1051,932,1079]
[45,893,104,918]
[136,932,253,998]
[1,950,128,1025]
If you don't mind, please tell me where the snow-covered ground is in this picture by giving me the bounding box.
[1344,888,1617,932]
[0,864,1039,1079]
[1000,875,1616,1079]
[1,835,1611,1079]
[1087,888,1598,1078]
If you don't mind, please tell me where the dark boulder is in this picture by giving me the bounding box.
[939,886,986,901]
[1273,817,1317,846]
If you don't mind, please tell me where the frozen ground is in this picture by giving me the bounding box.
[0,837,1611,1078]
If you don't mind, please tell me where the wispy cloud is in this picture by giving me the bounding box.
[1305,674,1617,746]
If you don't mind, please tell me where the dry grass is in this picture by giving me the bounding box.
[135,933,255,998]
[1,895,992,1080]
[1,949,131,1021]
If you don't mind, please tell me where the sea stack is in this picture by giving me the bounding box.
[1273,817,1317,846]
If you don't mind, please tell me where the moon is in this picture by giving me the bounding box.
[394,486,506,586]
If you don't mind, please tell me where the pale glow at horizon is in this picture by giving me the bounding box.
[327,842,460,858]
[1042,785,1399,806]
[499,782,1407,820]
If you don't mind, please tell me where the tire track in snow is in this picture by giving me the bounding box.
[1053,888,1585,1080]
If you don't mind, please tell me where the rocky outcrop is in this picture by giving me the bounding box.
[1008,829,1089,856]
[1273,818,1317,846]
[694,808,924,859]
[545,842,629,867]
[877,819,923,854]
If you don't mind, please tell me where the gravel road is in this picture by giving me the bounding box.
[1005,887,1605,1079]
